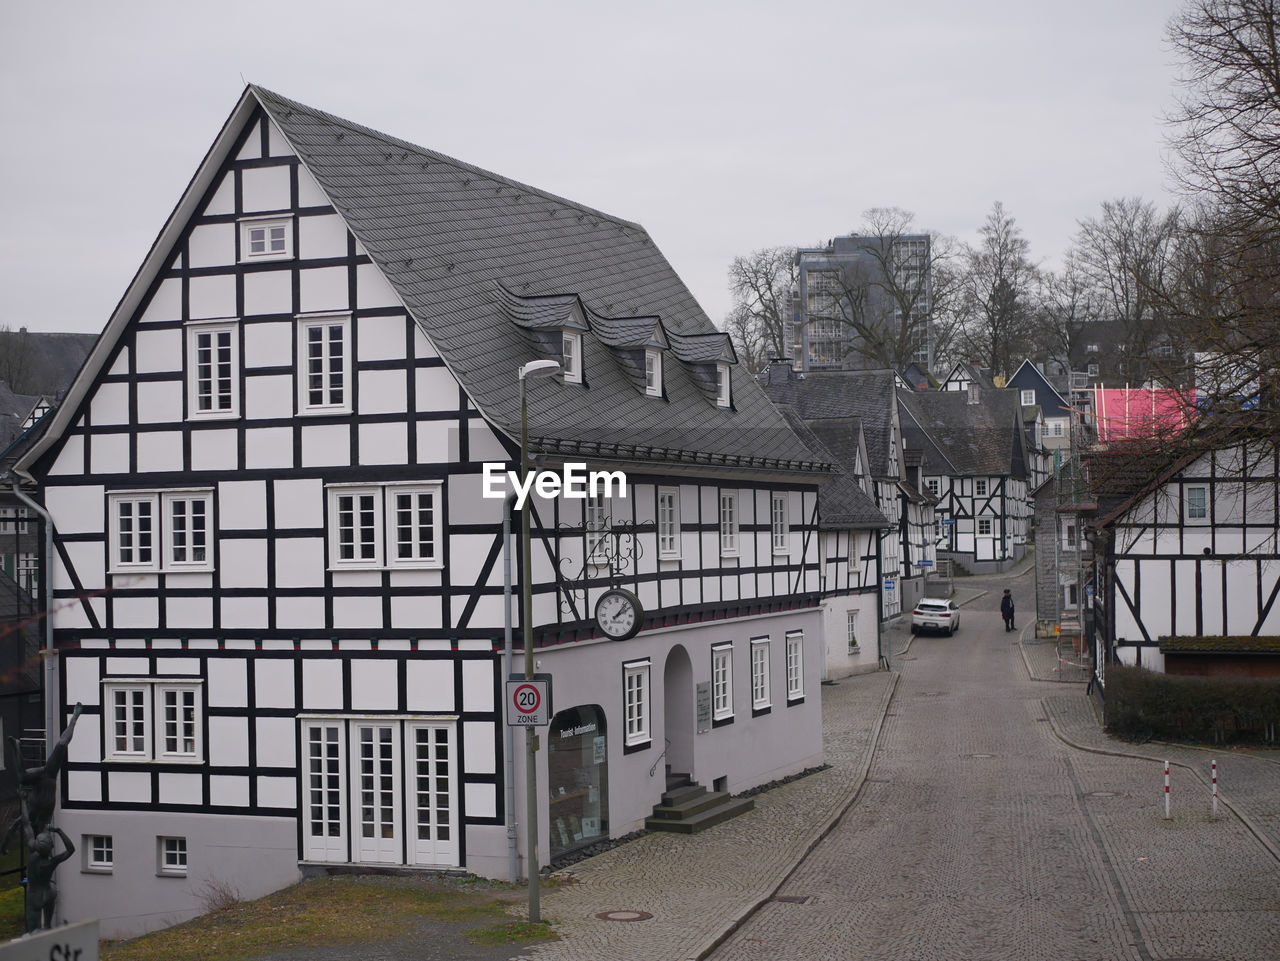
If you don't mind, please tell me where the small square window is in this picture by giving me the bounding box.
[158,836,188,876]
[1087,363,1099,378]
[975,479,988,497]
[562,332,583,384]
[83,834,113,873]
[645,349,662,397]
[925,478,940,497]
[978,518,993,536]
[1020,389,1036,406]
[1186,485,1208,521]
[239,216,293,261]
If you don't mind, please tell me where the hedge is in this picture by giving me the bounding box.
[1103,664,1280,744]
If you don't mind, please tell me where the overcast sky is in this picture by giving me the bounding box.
[2,0,1184,336]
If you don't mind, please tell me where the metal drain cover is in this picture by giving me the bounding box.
[595,910,653,922]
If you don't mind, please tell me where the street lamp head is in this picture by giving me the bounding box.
[519,360,562,381]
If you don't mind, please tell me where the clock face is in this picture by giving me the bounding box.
[595,588,643,640]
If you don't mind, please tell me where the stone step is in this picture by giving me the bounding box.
[645,794,755,834]
[660,782,706,807]
[650,787,727,820]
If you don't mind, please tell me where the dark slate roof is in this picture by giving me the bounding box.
[775,408,887,530]
[252,88,819,473]
[0,383,42,451]
[759,365,898,478]
[0,330,96,400]
[898,389,1025,476]
[1158,636,1280,655]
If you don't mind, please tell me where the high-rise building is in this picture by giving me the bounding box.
[785,233,933,373]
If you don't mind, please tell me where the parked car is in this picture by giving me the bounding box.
[911,598,960,635]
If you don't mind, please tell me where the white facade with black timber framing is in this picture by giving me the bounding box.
[19,88,831,937]
[1089,437,1280,684]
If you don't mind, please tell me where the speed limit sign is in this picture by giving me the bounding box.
[506,677,551,727]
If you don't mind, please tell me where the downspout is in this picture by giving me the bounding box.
[502,491,518,883]
[9,480,56,755]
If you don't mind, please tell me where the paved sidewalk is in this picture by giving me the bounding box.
[519,668,898,961]
[1043,690,1280,863]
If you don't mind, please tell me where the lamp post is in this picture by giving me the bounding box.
[518,359,559,923]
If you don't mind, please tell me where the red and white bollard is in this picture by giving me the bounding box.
[1164,760,1171,819]
[1212,759,1219,820]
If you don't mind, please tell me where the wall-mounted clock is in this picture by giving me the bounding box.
[594,587,643,641]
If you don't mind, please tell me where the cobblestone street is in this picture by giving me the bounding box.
[710,580,1280,961]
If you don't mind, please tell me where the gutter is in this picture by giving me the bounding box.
[8,478,56,754]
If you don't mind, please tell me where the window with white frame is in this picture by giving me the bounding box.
[711,644,733,721]
[623,660,650,746]
[298,314,350,413]
[1063,576,1080,610]
[1086,343,1099,353]
[1020,389,1035,406]
[1087,363,1099,377]
[327,484,442,569]
[562,331,583,384]
[716,364,731,407]
[1050,419,1066,437]
[0,507,30,534]
[974,478,988,497]
[1186,485,1208,522]
[977,518,993,536]
[104,680,203,762]
[751,638,771,711]
[109,490,214,573]
[771,492,789,554]
[925,478,940,497]
[657,487,680,559]
[585,491,610,564]
[240,215,292,261]
[645,349,662,397]
[157,836,188,877]
[186,321,239,418]
[83,835,113,873]
[846,610,859,650]
[719,490,739,556]
[1061,516,1078,549]
[786,631,804,700]
[15,553,38,595]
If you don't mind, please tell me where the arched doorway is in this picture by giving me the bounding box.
[663,646,694,778]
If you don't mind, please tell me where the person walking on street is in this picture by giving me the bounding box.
[1000,589,1015,632]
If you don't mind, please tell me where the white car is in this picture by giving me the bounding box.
[911,598,960,635]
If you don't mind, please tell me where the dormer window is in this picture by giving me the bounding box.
[562,331,582,384]
[239,215,293,262]
[645,349,662,397]
[716,364,731,408]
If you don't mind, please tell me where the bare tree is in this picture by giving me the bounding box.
[955,202,1040,378]
[0,326,36,395]
[725,247,797,372]
[1034,252,1102,374]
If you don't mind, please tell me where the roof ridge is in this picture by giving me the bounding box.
[250,85,646,235]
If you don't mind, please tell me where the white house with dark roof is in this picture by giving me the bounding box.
[16,87,832,936]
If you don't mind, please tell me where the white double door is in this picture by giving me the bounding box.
[302,717,458,868]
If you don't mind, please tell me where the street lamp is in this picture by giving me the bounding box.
[518,359,559,923]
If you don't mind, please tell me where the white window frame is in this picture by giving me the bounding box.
[751,638,771,711]
[846,610,859,651]
[298,313,352,414]
[186,319,240,419]
[327,483,443,570]
[103,680,204,763]
[719,490,739,557]
[1087,363,1099,377]
[786,631,804,700]
[1185,484,1209,523]
[644,349,662,397]
[657,487,681,560]
[1086,343,1099,353]
[770,492,789,555]
[974,478,988,497]
[1061,516,1078,550]
[711,644,733,721]
[925,478,940,497]
[239,214,293,262]
[716,364,731,408]
[157,836,188,877]
[109,490,214,574]
[977,518,993,537]
[1051,419,1066,437]
[585,491,611,565]
[1020,389,1036,406]
[1063,576,1080,611]
[562,331,583,384]
[83,835,113,874]
[109,493,159,572]
[623,660,650,746]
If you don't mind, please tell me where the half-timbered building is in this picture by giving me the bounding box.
[898,388,1031,574]
[1087,433,1280,686]
[16,87,832,936]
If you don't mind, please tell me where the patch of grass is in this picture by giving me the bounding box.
[101,874,558,961]
[0,884,24,941]
[467,918,557,946]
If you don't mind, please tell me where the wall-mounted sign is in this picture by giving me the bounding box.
[506,675,552,727]
[695,681,711,734]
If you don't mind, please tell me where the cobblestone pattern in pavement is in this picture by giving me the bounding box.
[710,579,1280,961]
[1020,635,1092,683]
[516,670,897,961]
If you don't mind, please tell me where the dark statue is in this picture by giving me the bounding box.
[2,702,83,932]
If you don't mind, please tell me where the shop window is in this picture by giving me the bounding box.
[547,705,609,861]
